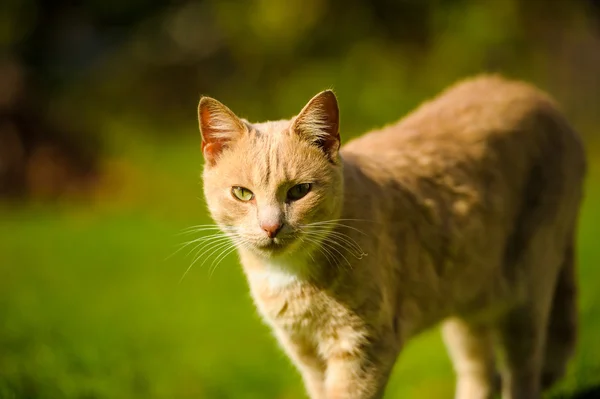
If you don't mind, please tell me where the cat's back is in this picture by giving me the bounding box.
[341,75,585,174]
[339,75,586,267]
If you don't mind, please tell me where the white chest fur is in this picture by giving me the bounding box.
[244,257,316,328]
[247,258,309,290]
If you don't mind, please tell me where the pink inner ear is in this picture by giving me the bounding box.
[200,107,222,164]
[202,142,224,165]
[200,106,217,143]
[315,94,339,139]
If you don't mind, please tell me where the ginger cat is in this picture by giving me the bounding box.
[198,75,586,399]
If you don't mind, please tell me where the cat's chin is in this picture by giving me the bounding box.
[249,237,299,258]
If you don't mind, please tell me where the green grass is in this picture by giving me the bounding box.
[1,135,599,398]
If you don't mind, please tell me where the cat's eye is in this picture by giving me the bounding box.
[231,186,254,201]
[287,183,312,201]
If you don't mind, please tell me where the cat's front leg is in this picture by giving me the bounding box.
[295,356,326,399]
[323,346,398,399]
[275,331,326,399]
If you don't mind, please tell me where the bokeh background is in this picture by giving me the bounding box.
[1,0,600,398]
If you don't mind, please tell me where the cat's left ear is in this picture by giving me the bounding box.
[198,97,247,166]
[291,90,340,161]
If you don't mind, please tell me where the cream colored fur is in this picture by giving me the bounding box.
[198,75,586,399]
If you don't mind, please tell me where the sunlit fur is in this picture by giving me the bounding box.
[198,76,586,399]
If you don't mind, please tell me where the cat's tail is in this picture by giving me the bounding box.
[542,230,578,390]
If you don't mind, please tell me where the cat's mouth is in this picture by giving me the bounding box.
[257,238,286,251]
[254,236,297,255]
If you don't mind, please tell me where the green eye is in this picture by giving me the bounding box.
[287,183,311,201]
[232,186,254,201]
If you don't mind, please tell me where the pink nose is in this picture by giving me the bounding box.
[261,222,282,238]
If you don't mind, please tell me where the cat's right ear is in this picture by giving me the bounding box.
[198,97,247,166]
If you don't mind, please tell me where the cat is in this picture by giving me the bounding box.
[197,75,586,399]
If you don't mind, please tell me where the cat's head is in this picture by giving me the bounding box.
[199,91,344,258]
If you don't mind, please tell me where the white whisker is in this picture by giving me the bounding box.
[208,243,236,278]
[179,236,233,283]
[208,236,245,270]
[209,240,246,278]
[188,236,231,259]
[302,219,372,236]
[301,235,337,268]
[313,236,353,269]
[299,236,317,264]
[177,224,224,235]
[301,224,368,260]
[302,228,366,257]
[166,233,228,261]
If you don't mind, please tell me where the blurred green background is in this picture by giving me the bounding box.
[1,0,600,398]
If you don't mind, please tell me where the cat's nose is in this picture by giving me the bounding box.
[261,221,282,238]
